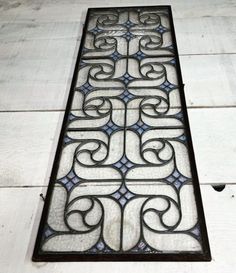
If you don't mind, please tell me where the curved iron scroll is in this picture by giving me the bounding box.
[33,6,211,261]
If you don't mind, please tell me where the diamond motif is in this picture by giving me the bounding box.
[190,225,201,238]
[119,89,134,102]
[170,58,176,65]
[123,20,135,28]
[131,120,150,135]
[114,156,134,175]
[131,240,152,252]
[82,47,89,55]
[80,82,93,94]
[63,135,73,145]
[68,113,76,122]
[112,184,135,206]
[156,25,167,33]
[59,170,80,191]
[89,240,112,253]
[178,134,186,142]
[133,50,146,60]
[111,51,122,61]
[166,169,188,189]
[43,225,54,239]
[79,60,86,68]
[160,80,175,92]
[120,72,134,85]
[122,31,134,41]
[90,26,102,35]
[102,120,119,135]
[175,111,184,121]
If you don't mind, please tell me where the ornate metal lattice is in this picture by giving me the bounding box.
[33,6,211,261]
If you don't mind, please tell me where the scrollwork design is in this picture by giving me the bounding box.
[40,7,204,256]
[65,196,104,233]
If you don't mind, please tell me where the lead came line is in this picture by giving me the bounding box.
[33,6,211,261]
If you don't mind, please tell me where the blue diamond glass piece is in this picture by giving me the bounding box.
[125,192,134,199]
[120,73,134,85]
[59,170,80,191]
[167,176,175,183]
[160,80,175,92]
[102,120,119,135]
[122,31,134,41]
[90,26,102,35]
[174,180,181,189]
[114,156,134,174]
[156,25,167,33]
[64,136,72,145]
[123,20,135,28]
[113,192,121,199]
[79,60,86,68]
[138,241,146,250]
[65,181,74,191]
[121,157,128,164]
[120,166,128,173]
[80,82,93,94]
[68,113,76,121]
[179,175,187,183]
[176,111,184,121]
[112,184,134,206]
[111,51,122,61]
[173,169,180,178]
[170,58,176,65]
[119,89,134,102]
[44,226,54,238]
[96,241,105,250]
[131,120,149,135]
[178,134,186,142]
[133,50,146,60]
[166,169,188,189]
[119,197,127,206]
[191,226,201,237]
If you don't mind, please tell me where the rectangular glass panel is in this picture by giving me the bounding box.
[33,6,211,261]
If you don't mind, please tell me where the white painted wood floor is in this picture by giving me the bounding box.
[0,0,235,272]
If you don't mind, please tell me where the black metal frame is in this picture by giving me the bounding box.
[32,6,211,262]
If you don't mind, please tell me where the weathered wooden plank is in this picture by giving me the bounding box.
[0,185,235,272]
[0,38,78,60]
[175,16,236,55]
[0,109,235,187]
[180,54,236,107]
[0,112,63,187]
[188,108,236,184]
[0,0,235,22]
[0,22,80,42]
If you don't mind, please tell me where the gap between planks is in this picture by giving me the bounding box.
[1,104,236,113]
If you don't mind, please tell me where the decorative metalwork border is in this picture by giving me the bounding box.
[32,6,211,262]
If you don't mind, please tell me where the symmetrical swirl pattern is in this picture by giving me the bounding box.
[35,7,208,258]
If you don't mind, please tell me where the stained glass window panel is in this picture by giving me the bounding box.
[33,6,211,261]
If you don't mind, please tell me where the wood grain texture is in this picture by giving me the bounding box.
[181,54,236,107]
[0,112,63,187]
[0,185,235,272]
[188,108,236,184]
[0,0,235,22]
